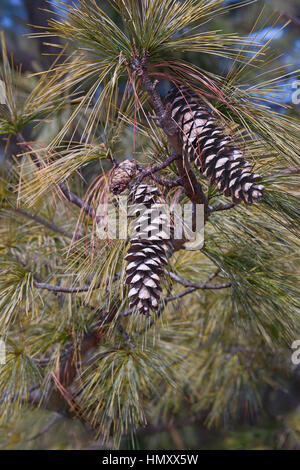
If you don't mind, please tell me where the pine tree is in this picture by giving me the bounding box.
[0,0,300,450]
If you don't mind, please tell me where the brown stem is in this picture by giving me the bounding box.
[14,207,74,239]
[165,269,231,290]
[137,153,179,181]
[132,56,208,209]
[276,10,300,26]
[118,324,135,351]
[33,272,120,295]
[208,202,236,213]
[33,281,92,293]
[165,287,197,301]
[58,182,95,219]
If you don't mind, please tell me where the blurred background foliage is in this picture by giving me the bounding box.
[0,0,300,450]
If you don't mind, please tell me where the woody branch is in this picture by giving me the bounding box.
[131,54,208,210]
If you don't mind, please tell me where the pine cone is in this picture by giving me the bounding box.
[110,159,137,195]
[166,85,264,205]
[125,184,173,316]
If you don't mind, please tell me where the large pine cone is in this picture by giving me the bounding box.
[125,184,173,315]
[166,85,264,205]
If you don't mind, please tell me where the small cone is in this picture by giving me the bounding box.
[166,85,264,205]
[110,159,137,195]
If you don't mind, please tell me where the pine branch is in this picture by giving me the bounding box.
[137,154,179,179]
[33,272,120,294]
[14,207,75,239]
[208,202,237,213]
[275,9,300,26]
[131,55,208,209]
[137,154,183,188]
[164,270,232,290]
[9,255,102,303]
[58,182,95,219]
[148,173,183,188]
[118,324,135,351]
[33,281,92,293]
[165,287,197,301]
[122,271,223,319]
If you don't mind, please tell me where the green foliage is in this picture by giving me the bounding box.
[0,0,300,450]
[0,339,41,424]
[0,33,69,136]
[76,348,174,445]
[0,257,35,330]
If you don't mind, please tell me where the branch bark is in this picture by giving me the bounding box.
[14,207,74,239]
[132,56,208,209]
[208,202,237,213]
[33,281,92,293]
[165,270,232,290]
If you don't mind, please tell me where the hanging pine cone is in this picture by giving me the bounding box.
[110,159,137,195]
[166,85,264,205]
[125,184,173,316]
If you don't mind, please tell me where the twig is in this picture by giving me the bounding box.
[10,254,102,298]
[208,202,236,213]
[25,412,63,442]
[137,155,183,188]
[58,181,95,219]
[164,271,220,300]
[137,153,179,181]
[164,269,231,290]
[122,272,222,317]
[118,324,135,351]
[85,350,117,367]
[14,207,74,239]
[33,280,92,293]
[132,55,178,137]
[33,272,119,294]
[148,173,183,188]
[165,287,196,301]
[276,9,300,26]
[132,55,208,209]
